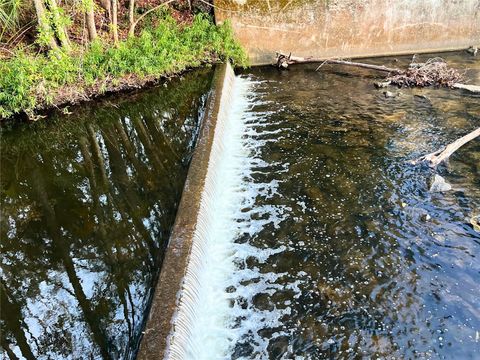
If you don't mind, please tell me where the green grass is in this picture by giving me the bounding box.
[0,0,23,41]
[0,13,248,119]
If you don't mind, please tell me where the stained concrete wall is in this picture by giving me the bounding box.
[215,0,480,65]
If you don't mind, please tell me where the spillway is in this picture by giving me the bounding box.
[167,65,253,359]
[139,53,480,359]
[137,63,286,359]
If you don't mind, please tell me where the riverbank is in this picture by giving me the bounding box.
[0,13,247,120]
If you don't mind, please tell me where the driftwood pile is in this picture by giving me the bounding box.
[386,58,463,88]
[275,52,480,93]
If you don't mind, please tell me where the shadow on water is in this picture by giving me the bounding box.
[233,52,480,359]
[0,69,213,359]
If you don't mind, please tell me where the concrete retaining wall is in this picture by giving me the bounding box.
[215,0,480,65]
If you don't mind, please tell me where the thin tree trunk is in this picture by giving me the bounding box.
[32,0,58,50]
[99,0,111,22]
[452,83,480,93]
[128,0,135,37]
[45,0,71,51]
[86,124,109,190]
[111,0,118,44]
[1,339,21,360]
[85,0,97,41]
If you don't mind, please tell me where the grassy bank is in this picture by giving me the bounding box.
[0,13,247,119]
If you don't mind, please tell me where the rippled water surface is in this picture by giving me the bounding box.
[229,52,480,359]
[0,70,213,359]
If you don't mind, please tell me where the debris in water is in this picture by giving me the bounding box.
[467,46,478,56]
[470,215,480,232]
[429,174,452,192]
[375,81,391,88]
[421,213,431,222]
[275,53,480,92]
[387,58,464,88]
[412,127,480,167]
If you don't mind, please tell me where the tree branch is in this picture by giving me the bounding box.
[276,53,402,73]
[412,127,480,167]
[128,0,176,37]
[452,83,480,93]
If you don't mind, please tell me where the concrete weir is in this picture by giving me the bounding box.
[214,0,480,65]
[137,63,238,359]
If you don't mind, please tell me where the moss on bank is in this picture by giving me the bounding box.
[0,13,247,119]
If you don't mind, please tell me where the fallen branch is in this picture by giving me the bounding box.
[452,83,480,93]
[276,53,402,74]
[276,52,480,92]
[374,81,480,93]
[411,127,480,167]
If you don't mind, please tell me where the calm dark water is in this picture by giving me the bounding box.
[233,52,480,359]
[0,69,213,359]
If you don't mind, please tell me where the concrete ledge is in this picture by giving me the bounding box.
[137,63,229,359]
[215,0,480,65]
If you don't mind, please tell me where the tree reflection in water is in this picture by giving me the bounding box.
[0,69,213,359]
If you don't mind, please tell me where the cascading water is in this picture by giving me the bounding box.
[165,66,292,359]
[164,52,480,360]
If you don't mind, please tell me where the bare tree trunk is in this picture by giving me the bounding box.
[99,0,111,22]
[85,0,97,41]
[128,0,135,36]
[111,0,118,44]
[32,0,58,50]
[46,0,71,51]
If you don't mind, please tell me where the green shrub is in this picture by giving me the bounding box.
[0,13,247,119]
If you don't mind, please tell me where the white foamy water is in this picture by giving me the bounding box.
[166,68,292,359]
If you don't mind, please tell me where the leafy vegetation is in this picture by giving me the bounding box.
[0,13,247,119]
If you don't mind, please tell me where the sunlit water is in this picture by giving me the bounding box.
[220,52,479,359]
[0,70,213,359]
[2,52,479,360]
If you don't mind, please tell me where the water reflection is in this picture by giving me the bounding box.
[0,69,213,359]
[233,52,480,359]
